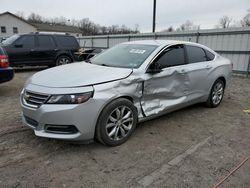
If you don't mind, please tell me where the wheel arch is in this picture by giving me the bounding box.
[217,76,226,87]
[209,75,227,92]
[55,52,73,63]
[94,95,138,137]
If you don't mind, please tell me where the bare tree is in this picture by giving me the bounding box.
[181,20,193,30]
[241,9,250,27]
[219,16,232,28]
[50,16,68,25]
[178,20,199,31]
[160,26,174,32]
[134,24,139,33]
[70,19,79,27]
[167,26,174,32]
[24,13,139,35]
[100,26,108,35]
[27,13,44,23]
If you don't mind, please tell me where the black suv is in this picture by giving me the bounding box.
[1,33,80,67]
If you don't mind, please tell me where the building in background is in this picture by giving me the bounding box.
[32,23,82,37]
[0,12,82,40]
[0,12,36,39]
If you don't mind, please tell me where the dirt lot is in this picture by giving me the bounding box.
[0,68,250,188]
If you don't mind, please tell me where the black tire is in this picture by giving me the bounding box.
[206,79,225,108]
[56,55,72,66]
[96,98,137,146]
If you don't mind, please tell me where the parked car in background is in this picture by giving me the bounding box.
[0,47,14,84]
[0,37,8,43]
[20,40,232,146]
[76,48,103,61]
[1,33,80,67]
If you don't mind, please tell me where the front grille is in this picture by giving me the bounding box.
[23,90,50,108]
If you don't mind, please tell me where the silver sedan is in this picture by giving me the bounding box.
[20,40,232,146]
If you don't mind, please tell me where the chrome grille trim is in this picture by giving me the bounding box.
[22,90,50,108]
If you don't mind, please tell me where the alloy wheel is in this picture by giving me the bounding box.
[57,57,70,66]
[105,106,134,141]
[212,82,224,105]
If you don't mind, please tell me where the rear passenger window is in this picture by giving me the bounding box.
[38,36,55,47]
[205,50,215,61]
[186,45,207,63]
[15,36,35,48]
[155,45,185,68]
[56,36,78,47]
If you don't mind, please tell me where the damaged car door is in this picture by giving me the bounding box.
[141,44,189,116]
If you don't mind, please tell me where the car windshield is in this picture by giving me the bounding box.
[2,35,20,45]
[91,44,157,68]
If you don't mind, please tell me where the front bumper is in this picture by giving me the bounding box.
[20,85,104,141]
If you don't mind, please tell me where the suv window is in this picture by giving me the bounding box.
[38,35,55,47]
[155,45,185,68]
[55,36,78,47]
[15,35,35,48]
[186,45,207,63]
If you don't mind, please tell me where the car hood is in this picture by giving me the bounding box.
[28,62,133,88]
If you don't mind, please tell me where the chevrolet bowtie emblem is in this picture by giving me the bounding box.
[24,93,30,100]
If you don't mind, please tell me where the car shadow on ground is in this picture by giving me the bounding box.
[14,66,48,73]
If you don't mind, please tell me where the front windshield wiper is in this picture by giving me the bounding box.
[85,59,92,63]
[100,64,110,67]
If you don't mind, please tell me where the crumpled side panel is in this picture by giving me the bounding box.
[141,69,189,116]
[93,73,144,118]
[94,69,190,119]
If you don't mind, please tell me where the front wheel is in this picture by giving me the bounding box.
[206,79,225,108]
[96,98,137,146]
[56,55,72,66]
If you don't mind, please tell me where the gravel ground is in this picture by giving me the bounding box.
[0,68,249,188]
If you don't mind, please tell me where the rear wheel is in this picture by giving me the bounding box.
[56,55,72,66]
[96,98,137,146]
[206,79,225,108]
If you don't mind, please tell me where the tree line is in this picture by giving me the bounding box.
[162,9,250,32]
[16,9,250,35]
[16,12,139,35]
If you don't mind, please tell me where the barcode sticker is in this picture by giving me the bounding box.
[129,49,146,54]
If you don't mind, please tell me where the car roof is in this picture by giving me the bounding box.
[122,40,216,54]
[19,33,75,37]
[123,40,203,47]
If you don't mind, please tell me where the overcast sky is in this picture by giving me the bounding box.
[1,0,249,32]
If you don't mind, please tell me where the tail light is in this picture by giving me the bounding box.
[231,62,233,70]
[0,55,9,68]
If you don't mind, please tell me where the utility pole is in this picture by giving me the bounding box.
[152,0,156,32]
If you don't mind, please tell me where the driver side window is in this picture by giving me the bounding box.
[15,36,35,48]
[155,45,185,69]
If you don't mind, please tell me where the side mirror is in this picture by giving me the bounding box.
[146,62,162,74]
[14,43,23,48]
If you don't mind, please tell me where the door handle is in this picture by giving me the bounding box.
[30,49,35,52]
[54,49,58,51]
[206,65,212,69]
[179,69,186,74]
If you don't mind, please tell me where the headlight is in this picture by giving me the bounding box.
[46,92,93,104]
